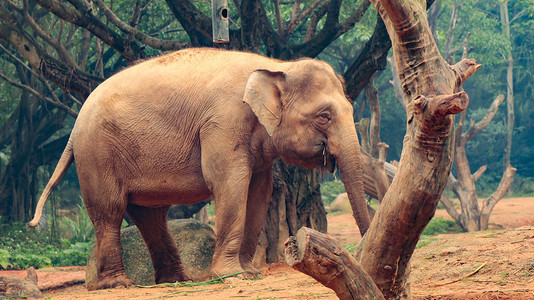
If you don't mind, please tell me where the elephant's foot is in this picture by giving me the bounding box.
[241,264,262,278]
[155,271,191,284]
[86,274,135,291]
[209,266,260,281]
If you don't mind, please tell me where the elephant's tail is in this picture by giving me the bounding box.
[29,138,74,227]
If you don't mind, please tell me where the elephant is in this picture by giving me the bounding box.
[29,48,370,290]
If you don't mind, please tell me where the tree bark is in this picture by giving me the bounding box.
[258,160,327,265]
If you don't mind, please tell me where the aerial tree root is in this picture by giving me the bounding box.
[285,227,385,300]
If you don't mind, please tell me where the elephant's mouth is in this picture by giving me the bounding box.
[321,142,336,173]
[279,143,336,172]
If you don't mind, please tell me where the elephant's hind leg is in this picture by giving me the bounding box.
[126,204,190,284]
[84,194,134,290]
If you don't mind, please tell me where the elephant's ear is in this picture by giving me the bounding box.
[243,69,285,136]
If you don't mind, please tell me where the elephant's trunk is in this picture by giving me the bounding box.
[328,123,370,236]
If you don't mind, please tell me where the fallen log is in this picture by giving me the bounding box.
[285,227,384,300]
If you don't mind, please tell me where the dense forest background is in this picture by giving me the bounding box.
[0,0,533,225]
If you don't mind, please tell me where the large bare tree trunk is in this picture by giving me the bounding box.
[287,0,480,298]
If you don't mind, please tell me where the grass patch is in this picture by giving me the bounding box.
[422,217,462,236]
[137,271,247,288]
[414,217,463,248]
[326,210,345,216]
[343,242,358,253]
[416,236,438,248]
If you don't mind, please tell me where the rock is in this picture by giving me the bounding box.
[0,267,42,298]
[329,193,352,213]
[86,219,215,286]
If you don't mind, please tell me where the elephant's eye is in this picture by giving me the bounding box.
[318,112,331,126]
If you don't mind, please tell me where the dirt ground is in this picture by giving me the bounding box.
[2,197,533,299]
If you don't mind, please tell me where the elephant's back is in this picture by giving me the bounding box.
[70,48,276,178]
[79,48,282,117]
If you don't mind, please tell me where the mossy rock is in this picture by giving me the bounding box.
[329,193,352,213]
[86,219,215,286]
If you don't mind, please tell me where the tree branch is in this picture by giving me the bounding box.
[273,0,283,35]
[0,14,102,98]
[93,0,187,51]
[34,0,143,61]
[304,3,328,42]
[480,165,517,229]
[472,165,487,182]
[292,0,370,58]
[366,74,381,159]
[0,71,77,117]
[20,0,79,68]
[451,58,482,91]
[344,15,390,100]
[461,94,505,143]
[164,0,214,46]
[439,193,461,224]
[443,2,461,63]
[285,0,326,40]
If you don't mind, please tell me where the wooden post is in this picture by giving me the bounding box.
[211,0,229,43]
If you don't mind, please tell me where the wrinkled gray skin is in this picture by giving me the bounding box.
[29,48,370,290]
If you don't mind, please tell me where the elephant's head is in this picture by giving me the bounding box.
[243,59,371,235]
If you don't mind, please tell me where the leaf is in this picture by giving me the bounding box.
[0,250,9,269]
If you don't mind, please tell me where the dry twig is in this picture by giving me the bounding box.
[431,261,488,287]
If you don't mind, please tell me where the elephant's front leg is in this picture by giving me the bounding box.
[203,155,252,278]
[239,168,273,275]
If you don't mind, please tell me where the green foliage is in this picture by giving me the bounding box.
[422,217,462,236]
[343,242,358,253]
[320,179,346,205]
[318,4,377,73]
[0,206,95,270]
[417,217,462,248]
[58,201,94,243]
[51,240,94,267]
[512,175,534,196]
